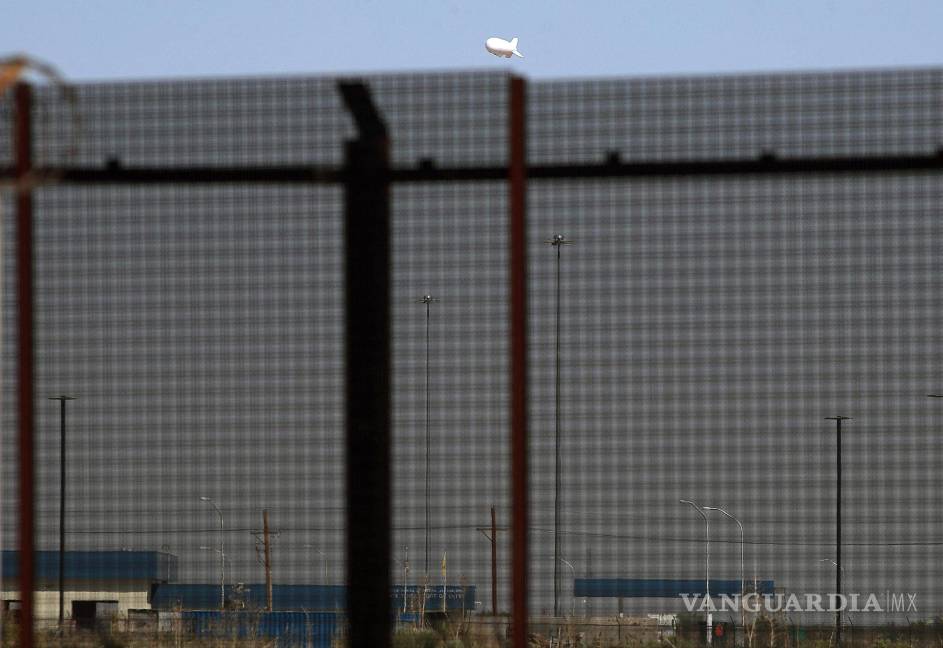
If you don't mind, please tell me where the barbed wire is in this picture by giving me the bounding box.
[0,52,80,189]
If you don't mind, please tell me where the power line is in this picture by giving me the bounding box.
[53,526,943,547]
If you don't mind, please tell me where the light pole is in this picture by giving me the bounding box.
[200,497,225,610]
[317,548,326,584]
[825,416,851,648]
[703,507,745,634]
[393,547,410,615]
[417,295,438,575]
[403,546,410,613]
[818,558,845,575]
[546,233,570,617]
[559,558,576,617]
[200,546,226,610]
[49,395,75,629]
[302,544,327,584]
[818,559,847,635]
[680,499,711,645]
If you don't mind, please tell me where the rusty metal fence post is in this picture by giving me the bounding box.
[14,80,35,648]
[508,74,528,648]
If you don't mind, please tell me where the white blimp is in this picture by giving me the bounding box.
[485,37,523,59]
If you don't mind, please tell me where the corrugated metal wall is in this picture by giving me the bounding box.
[181,610,339,648]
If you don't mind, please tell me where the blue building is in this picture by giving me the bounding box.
[575,579,775,599]
[152,582,475,614]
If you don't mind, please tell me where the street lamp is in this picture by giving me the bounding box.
[393,546,410,614]
[48,394,75,629]
[302,544,327,585]
[316,548,326,584]
[559,558,576,617]
[200,497,225,610]
[680,499,711,645]
[304,544,327,584]
[545,233,571,617]
[703,507,745,633]
[416,294,438,575]
[818,558,845,574]
[825,416,851,648]
[200,546,226,609]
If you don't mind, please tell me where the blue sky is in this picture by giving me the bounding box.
[3,0,941,82]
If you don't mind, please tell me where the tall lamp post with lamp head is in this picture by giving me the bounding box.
[819,559,847,638]
[558,558,576,617]
[703,506,745,635]
[200,497,225,610]
[416,295,438,576]
[824,416,851,648]
[48,395,75,629]
[680,499,711,645]
[200,546,226,610]
[545,233,571,617]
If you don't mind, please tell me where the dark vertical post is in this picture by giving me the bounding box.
[48,395,75,629]
[340,81,391,648]
[545,233,569,619]
[491,505,498,616]
[59,398,65,627]
[14,81,35,648]
[553,240,560,618]
[836,419,841,647]
[825,416,850,648]
[263,510,272,611]
[508,75,528,648]
[425,298,431,575]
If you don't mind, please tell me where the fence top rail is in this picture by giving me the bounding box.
[2,151,943,186]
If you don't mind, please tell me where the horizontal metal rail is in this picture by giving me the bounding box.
[2,151,943,185]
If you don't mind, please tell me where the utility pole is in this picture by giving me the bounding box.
[491,507,498,617]
[477,505,505,615]
[262,510,273,611]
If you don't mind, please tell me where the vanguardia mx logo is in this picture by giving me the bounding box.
[679,593,918,613]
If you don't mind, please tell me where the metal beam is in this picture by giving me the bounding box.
[3,152,943,186]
